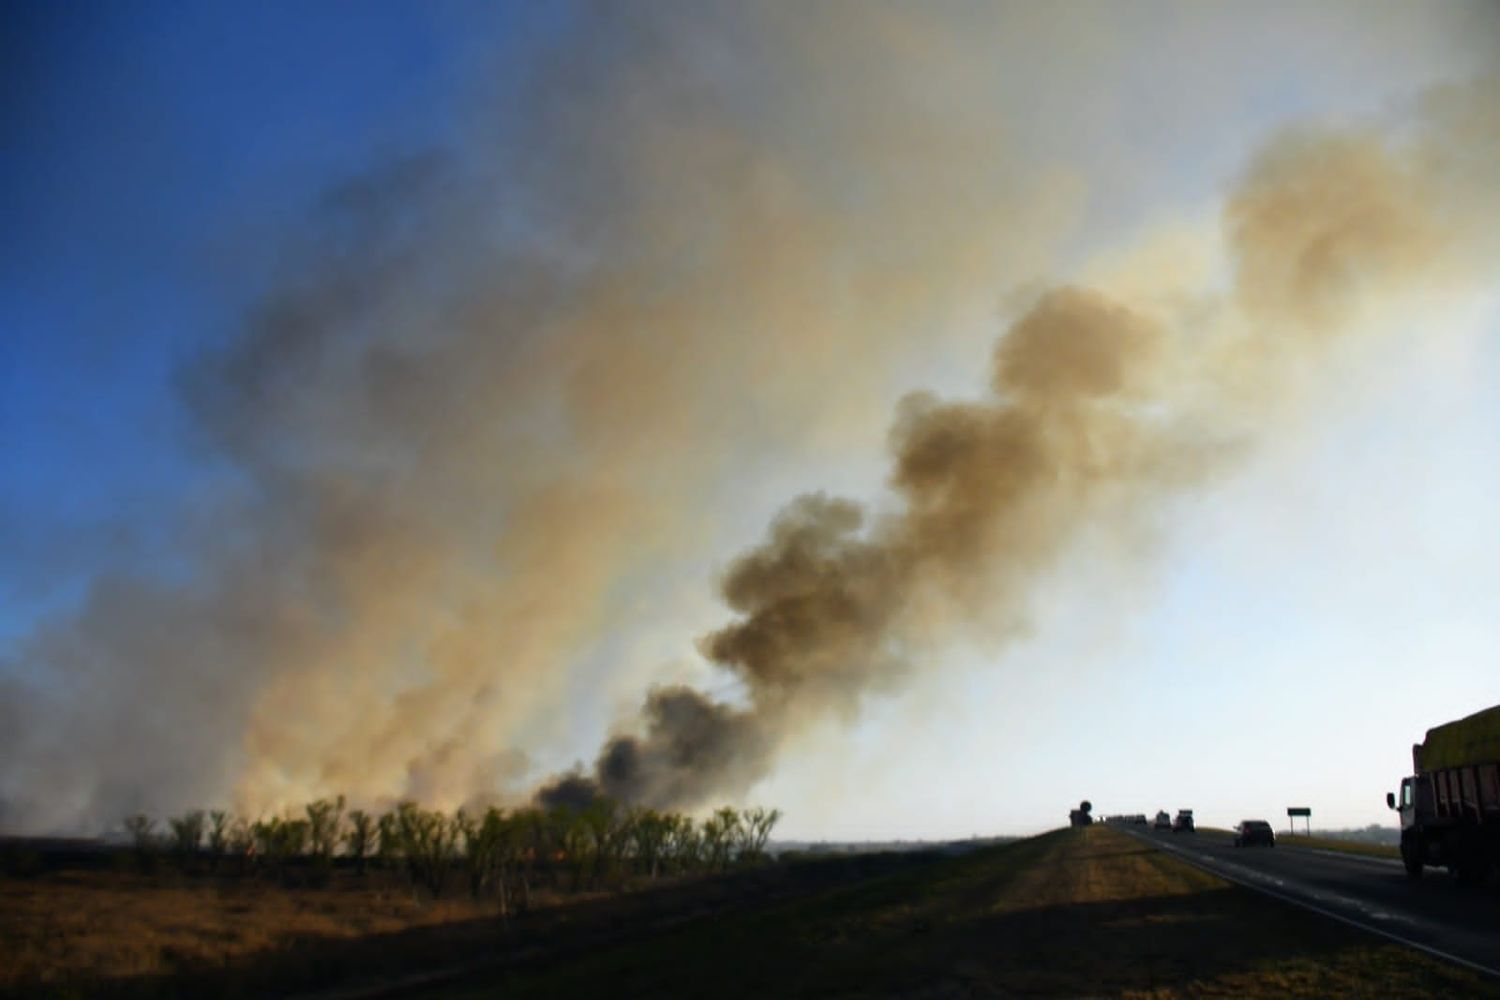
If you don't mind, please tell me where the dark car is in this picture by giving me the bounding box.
[1172,809,1195,833]
[1154,810,1172,830]
[1234,819,1275,847]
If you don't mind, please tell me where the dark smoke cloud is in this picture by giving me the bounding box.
[534,771,605,813]
[594,688,767,808]
[564,287,1198,806]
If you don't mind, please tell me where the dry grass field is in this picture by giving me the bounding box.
[0,848,933,998]
[2,827,1491,998]
[1,866,500,995]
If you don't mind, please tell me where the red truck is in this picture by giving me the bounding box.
[1387,703,1500,883]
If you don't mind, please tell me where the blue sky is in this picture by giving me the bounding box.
[3,3,1498,837]
[2,2,512,635]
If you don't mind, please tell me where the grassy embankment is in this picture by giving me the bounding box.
[1195,826,1399,860]
[1279,833,1400,860]
[450,825,1490,998]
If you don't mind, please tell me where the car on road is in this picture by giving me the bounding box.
[1234,819,1275,847]
[1173,809,1195,833]
[1154,810,1172,830]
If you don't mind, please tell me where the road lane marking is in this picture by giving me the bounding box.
[1179,846,1410,922]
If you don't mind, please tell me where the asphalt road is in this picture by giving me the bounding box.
[1123,825,1500,978]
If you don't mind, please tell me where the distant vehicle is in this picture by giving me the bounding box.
[1154,811,1171,830]
[1234,820,1275,847]
[1173,810,1195,833]
[1387,703,1500,883]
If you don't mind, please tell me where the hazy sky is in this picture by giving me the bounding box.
[3,1,1498,838]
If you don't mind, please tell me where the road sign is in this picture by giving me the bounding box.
[1287,807,1311,835]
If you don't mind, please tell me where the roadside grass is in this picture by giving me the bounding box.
[448,825,1495,998]
[1197,826,1398,860]
[1277,833,1400,860]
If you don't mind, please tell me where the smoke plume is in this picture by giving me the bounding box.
[567,77,1500,810]
[1,3,1495,832]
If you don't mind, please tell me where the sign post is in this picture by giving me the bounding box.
[1287,806,1311,836]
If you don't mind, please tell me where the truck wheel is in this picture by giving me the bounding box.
[1400,839,1423,878]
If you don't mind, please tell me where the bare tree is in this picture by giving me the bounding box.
[533,805,591,892]
[207,810,230,860]
[663,813,703,874]
[512,807,547,910]
[629,809,672,879]
[345,809,375,875]
[251,816,310,880]
[736,807,782,864]
[701,807,743,871]
[392,802,456,898]
[376,810,402,870]
[455,807,529,914]
[577,797,630,889]
[494,810,531,915]
[122,813,157,873]
[169,810,206,859]
[305,795,345,868]
[123,814,153,846]
[455,808,487,897]
[227,817,253,874]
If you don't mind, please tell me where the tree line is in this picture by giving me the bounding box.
[121,797,781,913]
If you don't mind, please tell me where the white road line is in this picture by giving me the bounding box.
[1207,859,1405,924]
[1132,831,1500,982]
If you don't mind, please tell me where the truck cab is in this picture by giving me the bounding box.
[1388,771,1444,876]
[1387,774,1432,832]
